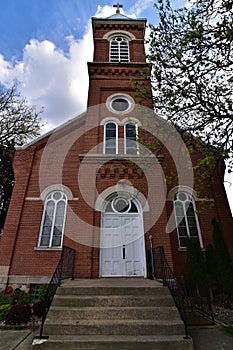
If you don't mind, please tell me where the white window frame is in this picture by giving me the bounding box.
[103,122,118,155]
[38,191,67,248]
[173,192,203,249]
[106,94,135,115]
[110,36,130,62]
[124,122,139,155]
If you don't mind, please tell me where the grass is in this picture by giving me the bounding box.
[223,326,233,336]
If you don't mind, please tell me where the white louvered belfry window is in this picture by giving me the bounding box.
[110,37,129,62]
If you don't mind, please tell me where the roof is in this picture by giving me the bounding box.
[107,13,132,20]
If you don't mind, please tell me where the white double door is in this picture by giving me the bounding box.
[100,214,146,277]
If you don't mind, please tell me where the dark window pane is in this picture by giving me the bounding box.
[179,236,188,247]
[40,236,50,247]
[178,226,188,237]
[126,124,136,138]
[52,235,62,247]
[129,201,138,212]
[112,98,129,112]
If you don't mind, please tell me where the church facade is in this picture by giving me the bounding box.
[0,6,232,292]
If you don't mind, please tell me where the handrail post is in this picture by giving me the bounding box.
[149,235,155,280]
[159,246,166,286]
[71,250,75,280]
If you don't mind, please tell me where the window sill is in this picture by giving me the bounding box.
[34,247,62,251]
[178,247,205,252]
[79,153,159,164]
[178,247,187,252]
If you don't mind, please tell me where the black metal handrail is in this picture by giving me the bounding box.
[148,245,189,338]
[39,245,75,338]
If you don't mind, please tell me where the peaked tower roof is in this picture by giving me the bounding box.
[107,13,131,20]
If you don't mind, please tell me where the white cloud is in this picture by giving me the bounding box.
[129,0,154,17]
[0,21,93,132]
[0,4,152,133]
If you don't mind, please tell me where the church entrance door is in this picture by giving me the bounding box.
[100,196,146,277]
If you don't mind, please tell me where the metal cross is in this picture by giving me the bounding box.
[113,3,123,14]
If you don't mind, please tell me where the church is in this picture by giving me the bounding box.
[0,4,232,293]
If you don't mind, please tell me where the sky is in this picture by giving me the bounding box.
[0,0,164,130]
[0,0,232,213]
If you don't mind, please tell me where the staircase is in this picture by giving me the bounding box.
[33,278,193,349]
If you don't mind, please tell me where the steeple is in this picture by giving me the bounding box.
[88,5,149,109]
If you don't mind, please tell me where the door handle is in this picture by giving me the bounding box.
[123,245,125,259]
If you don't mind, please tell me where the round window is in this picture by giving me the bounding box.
[106,94,134,114]
[111,98,129,112]
[112,197,131,213]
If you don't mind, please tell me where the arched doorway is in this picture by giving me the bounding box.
[100,194,146,277]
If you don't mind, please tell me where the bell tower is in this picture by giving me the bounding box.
[87,4,150,110]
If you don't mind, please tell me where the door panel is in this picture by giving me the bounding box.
[101,214,145,277]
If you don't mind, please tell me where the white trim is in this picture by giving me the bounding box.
[167,186,197,201]
[95,182,149,212]
[122,117,141,126]
[100,117,120,125]
[40,184,73,201]
[103,30,136,41]
[106,94,135,115]
[34,247,62,251]
[16,111,86,150]
[26,196,79,201]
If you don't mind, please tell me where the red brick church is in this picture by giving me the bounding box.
[0,5,232,293]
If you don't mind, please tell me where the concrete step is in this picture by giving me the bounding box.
[33,279,193,350]
[52,294,174,307]
[44,319,185,336]
[56,285,170,296]
[33,334,193,350]
[47,305,180,321]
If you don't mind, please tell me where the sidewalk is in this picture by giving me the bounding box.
[0,329,36,350]
[189,325,233,350]
[0,325,233,349]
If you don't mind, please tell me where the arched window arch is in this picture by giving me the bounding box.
[124,122,138,154]
[110,36,129,62]
[38,191,67,248]
[104,122,118,154]
[173,192,203,248]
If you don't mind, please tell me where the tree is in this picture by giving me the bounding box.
[146,0,233,172]
[0,84,42,230]
[184,237,210,288]
[205,243,218,283]
[212,217,233,294]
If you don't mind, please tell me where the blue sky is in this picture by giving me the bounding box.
[0,0,232,211]
[0,0,170,63]
[0,0,165,129]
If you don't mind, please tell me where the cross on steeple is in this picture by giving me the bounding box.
[113,3,123,14]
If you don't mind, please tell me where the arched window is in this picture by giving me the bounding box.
[124,123,138,154]
[104,122,118,154]
[38,191,67,248]
[174,192,203,248]
[110,37,129,62]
